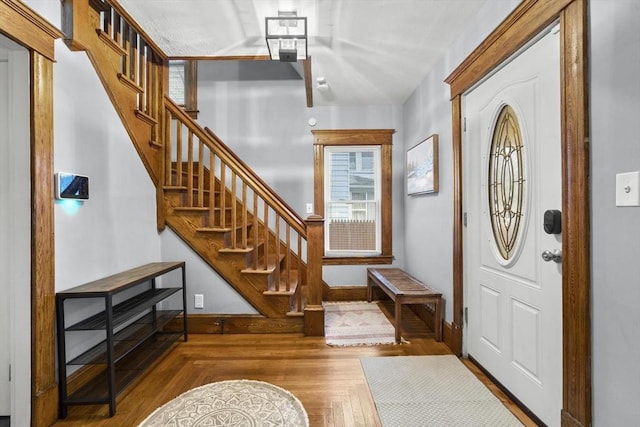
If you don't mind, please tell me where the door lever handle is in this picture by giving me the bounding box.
[541,249,562,263]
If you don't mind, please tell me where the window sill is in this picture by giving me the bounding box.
[322,255,394,266]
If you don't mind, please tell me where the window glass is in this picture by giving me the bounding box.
[168,60,186,105]
[325,146,381,255]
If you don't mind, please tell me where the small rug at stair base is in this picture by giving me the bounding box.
[324,301,397,346]
[361,355,523,427]
[137,379,309,427]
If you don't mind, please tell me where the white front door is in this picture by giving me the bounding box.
[463,26,562,426]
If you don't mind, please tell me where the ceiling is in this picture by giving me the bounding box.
[118,0,489,106]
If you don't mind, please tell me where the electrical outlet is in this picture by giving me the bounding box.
[616,171,640,207]
[194,294,204,309]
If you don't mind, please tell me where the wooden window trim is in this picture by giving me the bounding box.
[312,129,394,265]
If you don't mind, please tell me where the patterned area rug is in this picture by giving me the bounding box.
[137,380,309,427]
[361,355,523,427]
[324,301,397,346]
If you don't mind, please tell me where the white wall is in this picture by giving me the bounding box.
[161,229,257,313]
[26,0,162,291]
[590,1,640,424]
[24,0,164,371]
[52,38,162,292]
[401,0,520,322]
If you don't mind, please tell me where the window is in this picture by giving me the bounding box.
[313,129,394,264]
[488,104,526,262]
[325,147,380,254]
[168,60,198,119]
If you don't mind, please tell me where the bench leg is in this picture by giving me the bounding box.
[394,301,402,344]
[366,278,373,302]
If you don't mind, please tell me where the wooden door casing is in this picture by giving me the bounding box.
[445,0,590,426]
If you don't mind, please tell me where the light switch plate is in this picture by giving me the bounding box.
[194,294,204,309]
[616,171,640,207]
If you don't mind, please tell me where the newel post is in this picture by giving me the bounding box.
[155,103,166,231]
[304,215,325,336]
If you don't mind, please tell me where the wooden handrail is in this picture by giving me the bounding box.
[203,127,307,237]
[93,0,168,61]
[163,97,319,315]
[65,0,325,321]
[164,98,307,238]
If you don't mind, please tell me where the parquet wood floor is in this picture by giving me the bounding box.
[52,303,537,426]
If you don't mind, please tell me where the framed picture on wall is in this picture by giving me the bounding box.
[407,134,439,195]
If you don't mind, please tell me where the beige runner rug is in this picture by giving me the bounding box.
[361,355,523,427]
[324,301,397,346]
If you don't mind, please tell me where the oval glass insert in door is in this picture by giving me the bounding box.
[487,104,527,264]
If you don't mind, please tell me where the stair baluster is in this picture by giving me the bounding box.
[63,0,325,329]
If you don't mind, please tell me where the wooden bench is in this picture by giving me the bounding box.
[367,268,443,343]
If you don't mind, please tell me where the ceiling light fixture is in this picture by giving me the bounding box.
[265,11,307,62]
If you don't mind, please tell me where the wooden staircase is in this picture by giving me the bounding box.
[62,0,325,334]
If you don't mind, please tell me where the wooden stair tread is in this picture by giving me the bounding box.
[241,266,277,275]
[218,246,255,254]
[173,206,233,213]
[286,310,304,317]
[164,186,213,193]
[197,226,245,233]
[173,206,209,212]
[241,254,285,275]
[263,289,295,296]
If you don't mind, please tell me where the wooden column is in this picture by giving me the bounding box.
[450,95,463,356]
[560,1,591,425]
[31,50,58,427]
[304,215,324,336]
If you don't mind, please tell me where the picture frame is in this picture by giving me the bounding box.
[407,134,439,195]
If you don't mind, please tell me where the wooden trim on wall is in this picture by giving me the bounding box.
[167,314,304,334]
[444,0,591,426]
[30,52,58,426]
[312,129,395,146]
[441,321,455,354]
[166,55,272,61]
[312,129,395,264]
[0,0,62,61]
[303,56,313,108]
[445,0,572,96]
[323,285,388,302]
[450,95,464,356]
[559,1,591,425]
[1,1,61,425]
